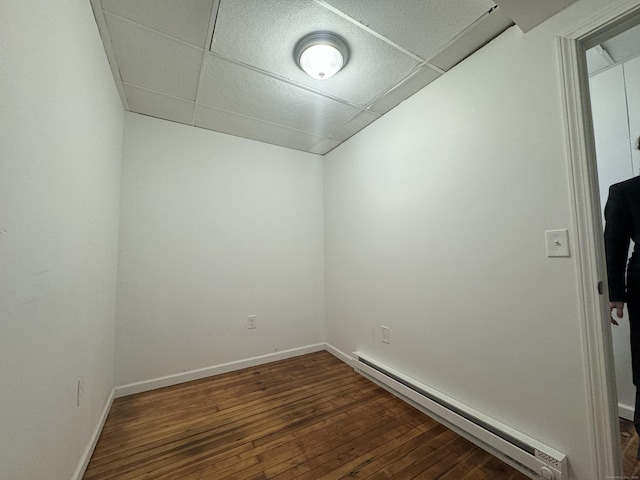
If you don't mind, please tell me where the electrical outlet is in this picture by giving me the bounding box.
[247,315,257,330]
[381,326,390,344]
[77,376,85,406]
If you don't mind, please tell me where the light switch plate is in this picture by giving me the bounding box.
[545,229,570,257]
[381,326,390,344]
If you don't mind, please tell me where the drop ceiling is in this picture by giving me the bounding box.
[90,0,576,155]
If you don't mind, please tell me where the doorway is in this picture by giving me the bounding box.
[587,20,640,475]
[558,2,640,477]
[588,25,640,421]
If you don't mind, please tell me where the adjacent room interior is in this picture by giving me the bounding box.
[587,21,640,474]
[4,1,640,479]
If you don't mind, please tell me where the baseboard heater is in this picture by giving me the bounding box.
[353,352,566,480]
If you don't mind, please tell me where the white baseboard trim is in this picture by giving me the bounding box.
[619,402,634,422]
[324,343,355,367]
[114,343,326,398]
[71,388,114,480]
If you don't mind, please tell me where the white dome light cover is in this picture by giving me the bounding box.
[295,32,349,80]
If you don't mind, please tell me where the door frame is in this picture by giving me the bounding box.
[558,0,640,476]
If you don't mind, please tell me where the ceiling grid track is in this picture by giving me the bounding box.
[89,0,130,110]
[313,0,426,62]
[192,0,222,125]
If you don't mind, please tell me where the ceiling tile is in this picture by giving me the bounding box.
[94,0,518,154]
[105,13,203,100]
[492,0,578,32]
[322,0,495,60]
[430,7,513,72]
[308,138,343,155]
[198,56,358,137]
[329,111,380,142]
[368,67,441,115]
[100,0,214,47]
[601,24,640,64]
[210,0,419,106]
[124,85,195,125]
[195,105,323,151]
[586,47,613,76]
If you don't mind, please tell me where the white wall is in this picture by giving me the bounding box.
[590,58,640,420]
[323,2,631,478]
[115,113,325,386]
[3,1,635,478]
[0,2,123,480]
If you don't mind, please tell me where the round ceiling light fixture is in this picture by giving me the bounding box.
[295,32,349,80]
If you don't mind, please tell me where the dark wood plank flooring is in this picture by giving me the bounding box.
[84,351,530,479]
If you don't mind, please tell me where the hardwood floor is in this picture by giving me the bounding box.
[621,418,640,478]
[84,351,528,479]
